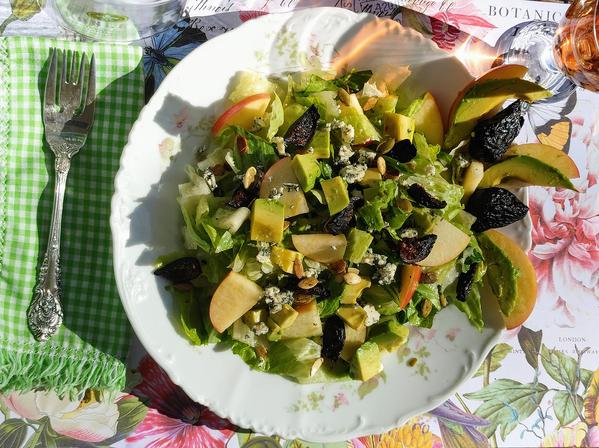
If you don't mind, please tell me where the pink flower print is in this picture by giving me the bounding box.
[332,393,349,410]
[430,2,495,51]
[127,356,235,448]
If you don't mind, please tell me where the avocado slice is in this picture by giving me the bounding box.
[336,305,367,329]
[340,277,371,305]
[292,154,321,192]
[270,303,299,329]
[340,323,366,362]
[351,341,382,381]
[242,309,268,326]
[359,168,382,187]
[383,112,415,142]
[309,128,331,159]
[250,199,285,243]
[266,318,283,341]
[345,228,374,263]
[320,176,350,215]
[445,78,551,149]
[271,246,304,274]
[368,319,409,353]
[477,232,519,316]
[478,155,576,190]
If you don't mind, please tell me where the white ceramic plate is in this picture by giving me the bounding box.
[111,8,530,442]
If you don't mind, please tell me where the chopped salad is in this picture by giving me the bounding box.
[154,66,575,383]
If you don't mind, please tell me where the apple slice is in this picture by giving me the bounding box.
[281,300,323,339]
[209,272,263,333]
[212,92,271,135]
[413,92,444,146]
[259,157,310,218]
[504,143,579,179]
[418,219,470,267]
[483,230,537,329]
[398,265,422,309]
[291,234,347,264]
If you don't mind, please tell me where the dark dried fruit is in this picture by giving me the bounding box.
[154,257,201,283]
[283,105,320,152]
[407,184,447,209]
[457,263,478,301]
[324,197,362,234]
[466,187,528,232]
[398,235,437,264]
[228,168,264,208]
[386,139,417,163]
[470,100,525,163]
[295,283,328,298]
[321,315,345,362]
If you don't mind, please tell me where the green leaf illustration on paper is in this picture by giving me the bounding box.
[581,368,594,388]
[101,395,148,444]
[464,379,548,440]
[0,418,28,448]
[0,0,46,34]
[552,391,583,426]
[540,345,578,389]
[0,399,9,419]
[518,326,542,370]
[474,342,512,377]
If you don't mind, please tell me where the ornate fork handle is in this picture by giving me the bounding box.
[27,154,71,341]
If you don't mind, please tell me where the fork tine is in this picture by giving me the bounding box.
[75,54,87,111]
[60,49,67,86]
[69,50,77,84]
[85,54,96,107]
[44,48,57,107]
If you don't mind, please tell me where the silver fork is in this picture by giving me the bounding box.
[27,49,96,342]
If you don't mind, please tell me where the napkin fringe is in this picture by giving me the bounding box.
[0,341,126,397]
[0,38,9,272]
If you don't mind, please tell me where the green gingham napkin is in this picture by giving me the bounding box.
[0,36,144,394]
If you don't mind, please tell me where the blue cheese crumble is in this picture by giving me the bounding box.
[252,322,269,336]
[202,168,218,191]
[271,136,286,156]
[269,186,284,200]
[263,286,294,313]
[362,249,397,285]
[304,258,324,278]
[332,119,355,144]
[340,163,367,184]
[337,144,354,166]
[364,304,381,326]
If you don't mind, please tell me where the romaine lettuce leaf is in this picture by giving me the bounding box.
[268,338,322,380]
[228,71,275,104]
[452,284,484,330]
[266,93,284,139]
[217,126,278,171]
[357,180,398,231]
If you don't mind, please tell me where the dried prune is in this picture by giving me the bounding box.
[386,139,417,163]
[470,101,525,163]
[466,187,528,232]
[228,168,263,208]
[457,263,478,301]
[407,184,447,209]
[321,315,345,362]
[324,197,362,234]
[154,257,201,284]
[284,105,320,152]
[398,235,437,264]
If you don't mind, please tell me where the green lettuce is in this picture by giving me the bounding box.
[266,93,284,139]
[268,338,322,380]
[357,180,398,231]
[218,125,278,171]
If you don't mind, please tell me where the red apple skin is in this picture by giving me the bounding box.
[399,265,422,309]
[211,92,271,135]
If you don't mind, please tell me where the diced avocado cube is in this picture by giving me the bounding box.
[359,168,382,187]
[345,228,374,263]
[231,319,256,347]
[372,94,398,116]
[340,277,371,305]
[292,154,321,192]
[369,320,409,353]
[320,176,350,215]
[351,341,382,381]
[243,309,268,326]
[340,323,366,362]
[267,318,283,341]
[271,246,304,274]
[309,128,331,159]
[383,112,415,142]
[336,305,367,329]
[270,304,299,329]
[250,199,284,243]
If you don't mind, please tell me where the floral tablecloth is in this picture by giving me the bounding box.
[2,1,599,447]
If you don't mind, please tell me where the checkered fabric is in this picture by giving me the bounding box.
[0,36,144,394]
